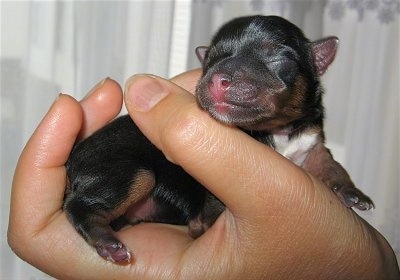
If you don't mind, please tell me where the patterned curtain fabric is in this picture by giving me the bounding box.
[1,1,398,278]
[327,0,400,23]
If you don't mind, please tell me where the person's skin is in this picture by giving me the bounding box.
[8,70,399,279]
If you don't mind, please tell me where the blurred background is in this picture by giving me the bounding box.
[1,0,398,278]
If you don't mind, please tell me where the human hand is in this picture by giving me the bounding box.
[123,72,399,279]
[8,71,399,279]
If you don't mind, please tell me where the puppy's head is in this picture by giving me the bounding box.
[196,15,338,131]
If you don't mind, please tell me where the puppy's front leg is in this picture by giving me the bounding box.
[302,142,374,210]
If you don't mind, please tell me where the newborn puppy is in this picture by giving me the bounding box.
[64,15,374,264]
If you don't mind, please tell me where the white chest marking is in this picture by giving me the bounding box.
[273,132,319,166]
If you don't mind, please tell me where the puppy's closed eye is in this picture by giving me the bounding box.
[268,59,298,84]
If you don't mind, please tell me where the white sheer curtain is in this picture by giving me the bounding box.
[1,0,398,278]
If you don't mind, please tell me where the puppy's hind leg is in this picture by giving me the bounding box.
[188,193,225,238]
[63,169,155,263]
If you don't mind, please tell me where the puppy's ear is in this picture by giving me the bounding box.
[195,46,209,63]
[311,37,339,76]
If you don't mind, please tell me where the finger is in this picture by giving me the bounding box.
[123,74,315,216]
[8,94,86,274]
[79,77,123,138]
[8,94,131,279]
[9,95,82,239]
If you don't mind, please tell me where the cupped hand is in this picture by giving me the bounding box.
[8,72,399,280]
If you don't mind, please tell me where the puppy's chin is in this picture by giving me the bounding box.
[199,99,276,130]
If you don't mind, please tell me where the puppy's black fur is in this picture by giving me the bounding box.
[64,15,374,263]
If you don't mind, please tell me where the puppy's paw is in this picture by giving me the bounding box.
[95,238,132,263]
[332,185,375,211]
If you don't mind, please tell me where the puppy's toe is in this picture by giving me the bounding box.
[95,239,132,263]
[353,196,375,211]
[333,186,374,211]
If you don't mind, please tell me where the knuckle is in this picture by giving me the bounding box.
[159,105,211,164]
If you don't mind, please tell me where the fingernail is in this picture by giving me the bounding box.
[126,75,168,112]
[83,77,109,99]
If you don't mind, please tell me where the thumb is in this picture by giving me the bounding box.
[123,74,317,217]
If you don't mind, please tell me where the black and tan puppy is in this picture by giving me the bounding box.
[64,15,374,263]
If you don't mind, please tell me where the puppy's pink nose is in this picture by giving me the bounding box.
[209,74,231,102]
